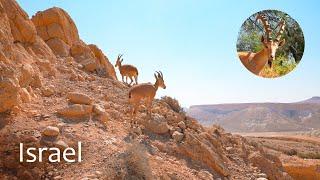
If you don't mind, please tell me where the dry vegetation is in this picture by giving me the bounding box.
[246,135,320,179]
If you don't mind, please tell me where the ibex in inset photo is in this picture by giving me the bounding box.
[238,14,286,75]
[115,54,139,85]
[128,71,166,116]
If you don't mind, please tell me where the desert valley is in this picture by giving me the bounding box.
[188,97,320,179]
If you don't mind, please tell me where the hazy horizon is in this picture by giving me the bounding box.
[188,96,320,107]
[18,0,320,107]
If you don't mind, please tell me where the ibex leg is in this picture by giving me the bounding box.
[129,76,133,86]
[134,76,138,84]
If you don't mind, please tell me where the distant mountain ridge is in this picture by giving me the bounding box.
[297,96,320,104]
[187,97,320,133]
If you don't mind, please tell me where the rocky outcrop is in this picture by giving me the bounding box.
[178,129,230,177]
[89,44,116,80]
[249,151,293,180]
[0,0,57,112]
[31,7,79,46]
[0,0,37,44]
[31,7,117,79]
[0,63,20,113]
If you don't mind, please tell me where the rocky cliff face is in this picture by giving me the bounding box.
[0,0,292,179]
[0,0,117,113]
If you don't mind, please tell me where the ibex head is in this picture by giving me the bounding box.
[115,54,123,67]
[257,14,286,67]
[154,71,166,89]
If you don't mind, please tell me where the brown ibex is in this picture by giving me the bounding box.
[128,71,166,116]
[238,14,286,75]
[115,54,139,85]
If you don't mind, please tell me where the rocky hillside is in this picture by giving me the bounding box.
[298,96,320,104]
[0,0,293,179]
[188,99,320,132]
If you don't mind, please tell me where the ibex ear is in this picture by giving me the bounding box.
[120,58,123,63]
[261,36,265,42]
[279,39,285,47]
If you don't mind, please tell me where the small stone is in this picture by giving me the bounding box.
[178,121,186,130]
[132,126,142,135]
[77,64,84,69]
[20,88,32,103]
[43,126,60,137]
[169,126,175,135]
[257,173,267,178]
[54,140,68,150]
[53,175,62,180]
[256,178,268,180]
[95,171,102,176]
[93,104,105,115]
[78,74,85,81]
[174,126,182,133]
[172,131,184,142]
[42,85,55,97]
[198,170,213,180]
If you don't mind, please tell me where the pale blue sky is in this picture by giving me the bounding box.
[18,0,320,106]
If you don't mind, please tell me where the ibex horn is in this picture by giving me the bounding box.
[159,71,163,78]
[156,71,160,78]
[276,20,285,41]
[256,14,272,41]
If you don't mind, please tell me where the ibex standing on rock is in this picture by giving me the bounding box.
[115,54,139,85]
[128,71,166,116]
[238,14,286,75]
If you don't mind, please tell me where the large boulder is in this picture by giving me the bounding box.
[67,92,93,105]
[88,44,117,80]
[57,104,93,118]
[0,63,20,113]
[18,64,34,87]
[0,0,37,43]
[46,37,70,57]
[0,76,20,113]
[172,131,184,142]
[70,42,94,60]
[31,7,80,46]
[80,58,98,72]
[143,114,170,134]
[177,130,230,177]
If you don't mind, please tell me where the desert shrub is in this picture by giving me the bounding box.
[161,96,185,114]
[259,55,297,78]
[297,152,320,159]
[124,141,153,179]
[284,149,297,156]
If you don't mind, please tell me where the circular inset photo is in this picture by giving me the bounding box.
[236,10,304,78]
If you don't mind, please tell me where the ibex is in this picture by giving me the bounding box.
[128,71,166,116]
[238,14,286,75]
[115,54,139,85]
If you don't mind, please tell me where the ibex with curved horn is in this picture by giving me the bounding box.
[238,14,286,75]
[128,71,166,116]
[115,54,139,85]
